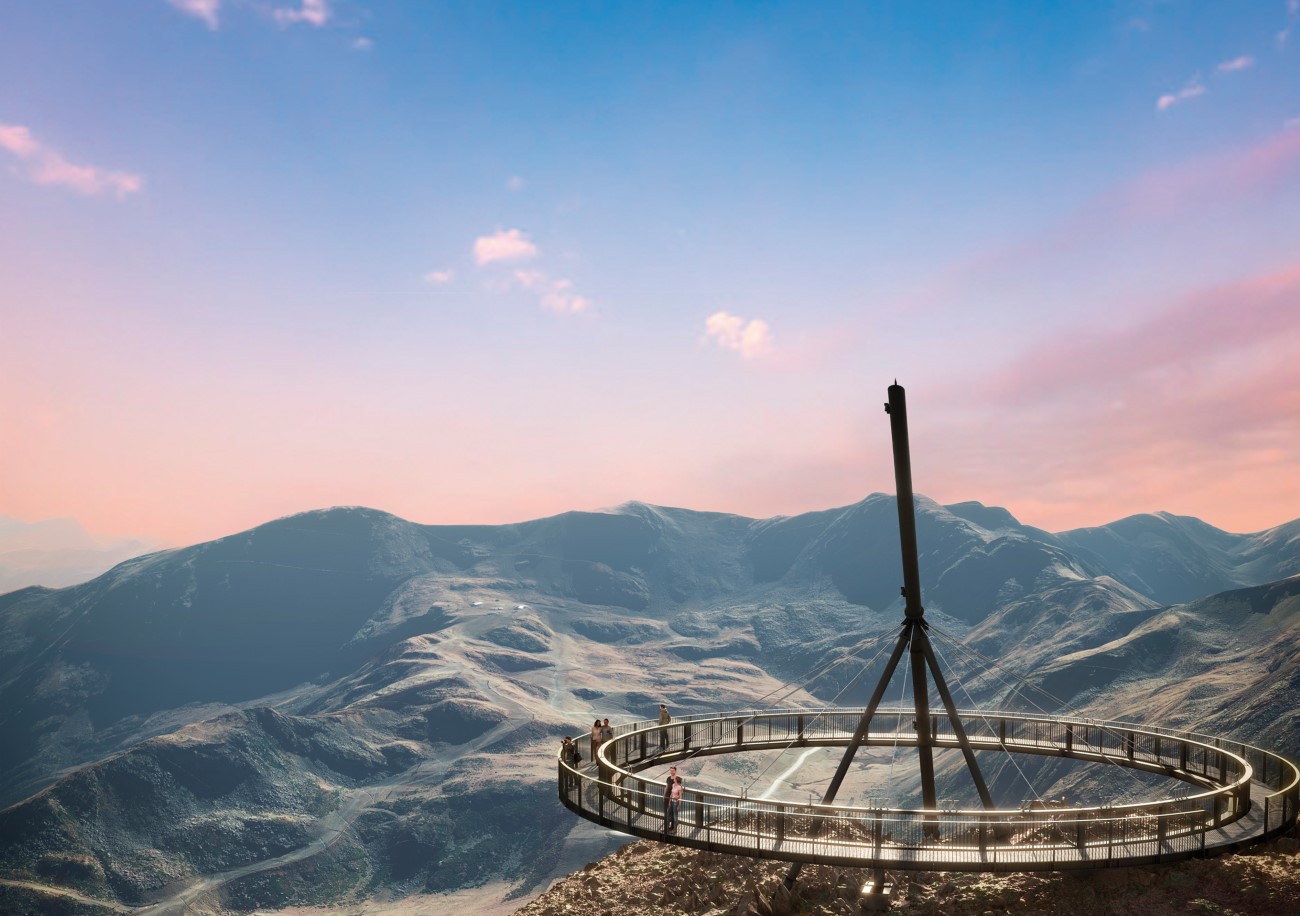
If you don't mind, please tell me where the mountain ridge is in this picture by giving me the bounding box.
[1,496,1298,913]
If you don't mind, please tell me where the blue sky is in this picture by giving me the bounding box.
[3,1,1299,545]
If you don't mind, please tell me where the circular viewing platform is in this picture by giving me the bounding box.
[558,708,1300,871]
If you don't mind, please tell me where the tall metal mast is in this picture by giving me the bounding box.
[786,382,995,889]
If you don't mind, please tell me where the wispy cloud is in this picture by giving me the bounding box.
[273,0,331,27]
[923,263,1300,532]
[704,311,774,359]
[0,124,143,199]
[1217,55,1255,73]
[352,36,374,51]
[1281,0,1300,46]
[165,0,220,29]
[905,127,1300,314]
[1156,79,1206,111]
[470,229,591,313]
[473,228,538,266]
[983,263,1300,407]
[506,175,525,192]
[513,269,591,314]
[423,269,455,285]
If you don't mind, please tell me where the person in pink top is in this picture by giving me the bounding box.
[666,775,683,832]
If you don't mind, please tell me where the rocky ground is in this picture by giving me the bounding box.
[513,833,1300,915]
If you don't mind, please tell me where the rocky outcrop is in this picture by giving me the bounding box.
[514,835,1300,916]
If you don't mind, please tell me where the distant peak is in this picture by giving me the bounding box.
[943,501,1023,531]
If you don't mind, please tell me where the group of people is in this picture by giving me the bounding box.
[560,705,675,766]
[589,717,614,760]
[559,717,615,766]
[558,706,687,835]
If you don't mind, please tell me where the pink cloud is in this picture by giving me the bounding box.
[1217,55,1255,73]
[704,311,774,359]
[919,263,1300,532]
[0,123,142,199]
[423,269,454,285]
[512,269,591,314]
[474,228,538,266]
[0,124,39,157]
[165,0,220,29]
[273,0,331,27]
[983,263,1300,406]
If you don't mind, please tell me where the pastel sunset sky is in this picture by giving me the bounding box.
[3,1,1300,548]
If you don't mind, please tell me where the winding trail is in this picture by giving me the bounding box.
[133,615,552,913]
[2,602,583,914]
[0,877,134,913]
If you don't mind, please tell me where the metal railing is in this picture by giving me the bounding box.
[557,708,1299,871]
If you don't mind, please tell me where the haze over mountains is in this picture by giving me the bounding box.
[0,496,1298,913]
[0,516,151,594]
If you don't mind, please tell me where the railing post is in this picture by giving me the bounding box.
[640,729,647,758]
[737,720,743,747]
[776,804,785,845]
[798,714,806,745]
[1065,723,1074,755]
[638,778,646,814]
[694,792,703,829]
[684,721,692,750]
[999,718,1007,746]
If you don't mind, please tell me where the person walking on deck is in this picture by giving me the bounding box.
[658,703,671,751]
[590,719,602,762]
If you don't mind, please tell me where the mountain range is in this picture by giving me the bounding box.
[1,496,1297,914]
